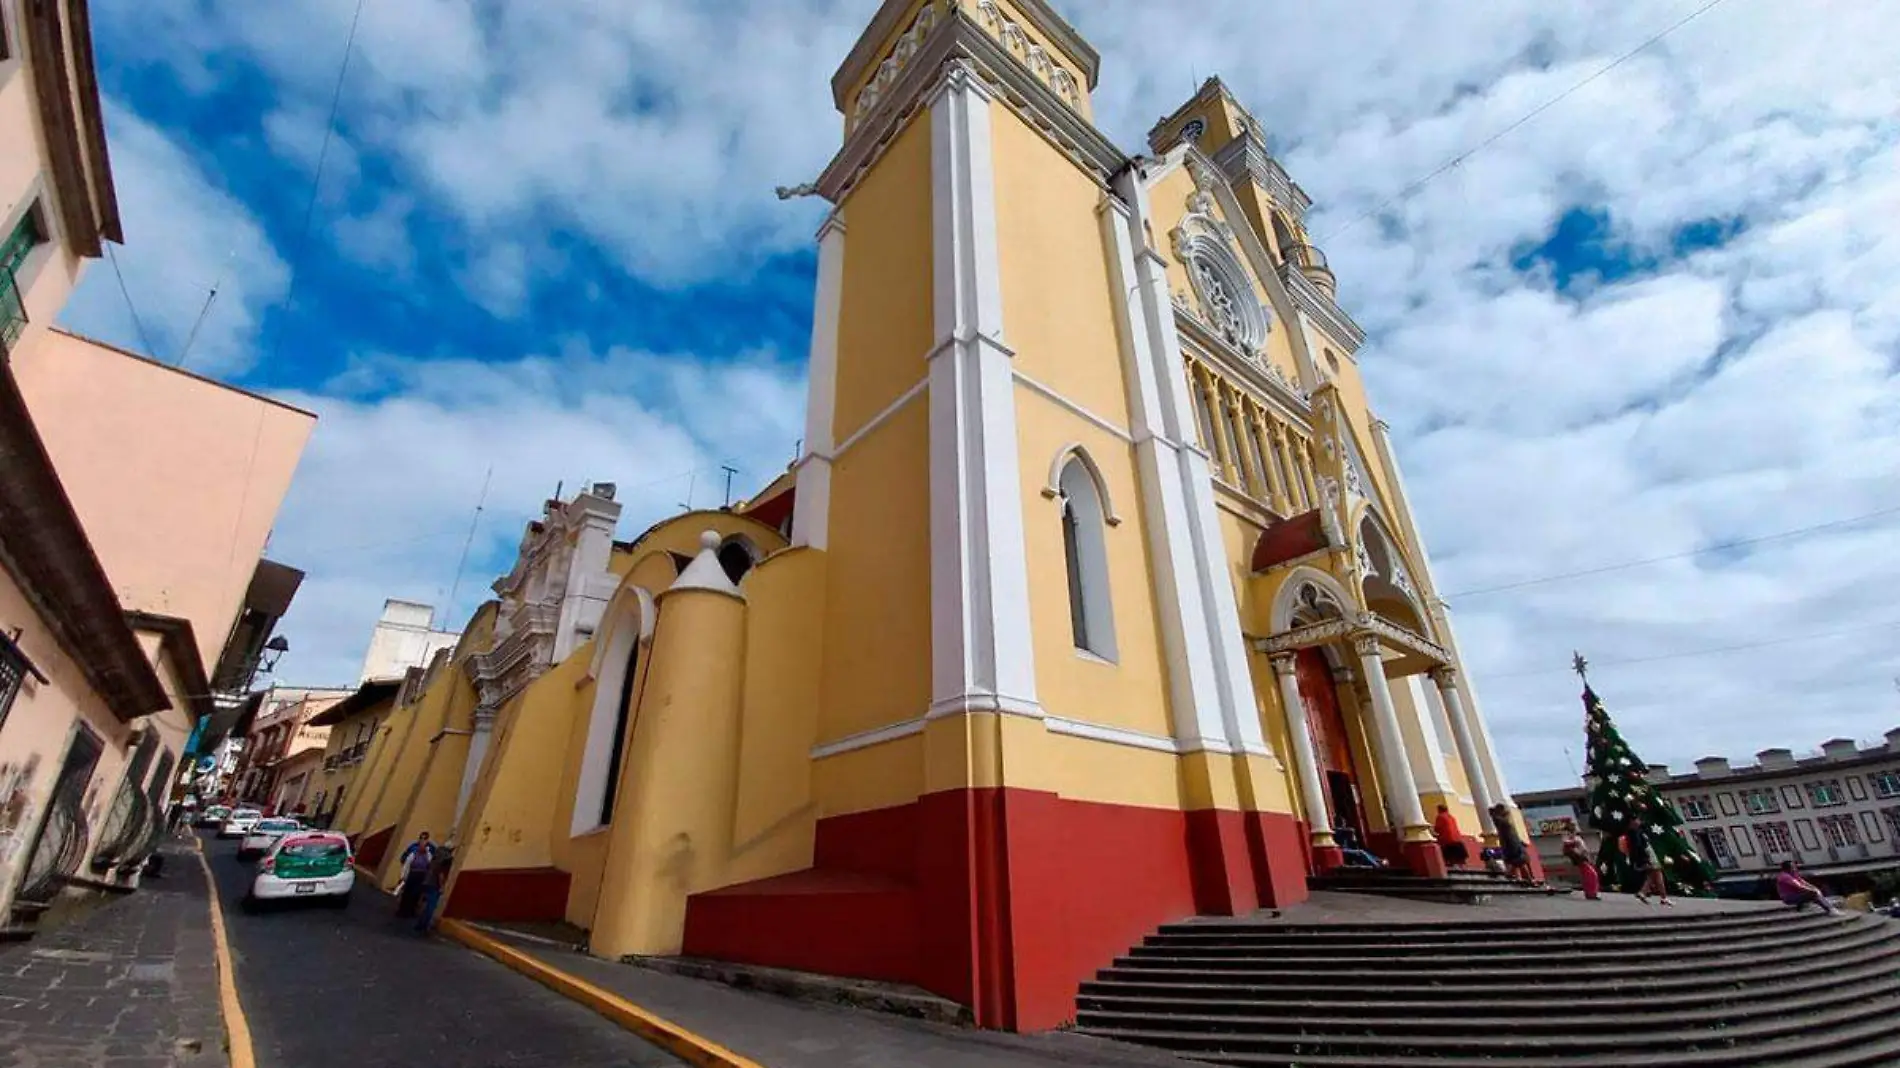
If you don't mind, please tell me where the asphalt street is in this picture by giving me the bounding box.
[200,832,683,1068]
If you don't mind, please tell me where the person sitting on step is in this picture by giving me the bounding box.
[1433,804,1469,869]
[1333,826,1386,869]
[1776,861,1836,914]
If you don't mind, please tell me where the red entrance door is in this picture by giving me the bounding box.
[1294,648,1367,848]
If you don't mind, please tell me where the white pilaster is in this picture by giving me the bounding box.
[1113,167,1271,760]
[553,492,623,663]
[926,61,1040,719]
[1434,666,1497,836]
[1270,653,1334,846]
[792,214,848,551]
[1353,636,1428,835]
[453,711,493,830]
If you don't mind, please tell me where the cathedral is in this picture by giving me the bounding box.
[338,0,1530,1032]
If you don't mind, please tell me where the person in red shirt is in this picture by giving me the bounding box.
[1433,804,1469,868]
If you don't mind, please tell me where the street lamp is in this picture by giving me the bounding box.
[260,635,290,675]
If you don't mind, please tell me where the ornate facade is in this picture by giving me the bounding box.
[343,0,1530,1032]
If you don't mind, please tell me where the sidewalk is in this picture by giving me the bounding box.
[475,929,1196,1068]
[0,843,226,1068]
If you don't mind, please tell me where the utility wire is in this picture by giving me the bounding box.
[1485,618,1900,681]
[1318,0,1734,245]
[104,243,161,360]
[1443,503,1900,599]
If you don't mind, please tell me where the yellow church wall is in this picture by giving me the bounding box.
[1013,404,1173,741]
[832,117,933,440]
[991,105,1130,432]
[334,703,400,837]
[455,650,595,877]
[724,547,827,887]
[369,675,461,889]
[812,734,926,818]
[352,696,427,845]
[817,398,932,749]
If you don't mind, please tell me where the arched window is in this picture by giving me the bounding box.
[1058,458,1117,660]
[572,587,652,837]
[717,537,757,585]
[1271,213,1298,262]
[597,639,640,825]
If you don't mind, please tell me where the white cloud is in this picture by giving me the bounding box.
[58,104,289,375]
[82,0,1900,791]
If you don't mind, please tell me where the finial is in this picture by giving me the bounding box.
[1572,651,1589,681]
[700,530,720,552]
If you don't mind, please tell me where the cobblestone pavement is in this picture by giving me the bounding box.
[0,843,226,1068]
[200,834,681,1068]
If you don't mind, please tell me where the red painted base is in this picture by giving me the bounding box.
[680,788,1310,1032]
[355,826,394,871]
[1400,838,1449,879]
[443,867,572,922]
[1311,844,1344,872]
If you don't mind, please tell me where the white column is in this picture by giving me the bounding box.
[1100,184,1226,752]
[1400,674,1454,794]
[792,214,847,551]
[1433,666,1497,836]
[453,711,492,829]
[1352,635,1428,835]
[1111,164,1270,760]
[1270,653,1334,846]
[925,61,1040,719]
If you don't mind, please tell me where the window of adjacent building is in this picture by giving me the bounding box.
[1794,818,1820,851]
[1752,821,1794,855]
[1819,814,1860,848]
[1847,775,1868,801]
[1857,810,1882,843]
[0,635,27,733]
[1678,795,1714,820]
[1058,457,1116,661]
[1872,771,1900,799]
[1882,807,1900,843]
[1808,779,1847,807]
[1779,785,1805,809]
[1730,826,1755,857]
[1,204,45,279]
[1716,791,1738,816]
[1742,788,1780,815]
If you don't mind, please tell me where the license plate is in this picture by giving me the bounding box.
[294,883,316,894]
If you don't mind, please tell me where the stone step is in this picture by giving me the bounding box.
[1076,971,1900,1038]
[1078,955,1900,1020]
[1076,990,1900,1065]
[1085,931,1900,999]
[1125,913,1874,967]
[1140,910,1846,955]
[1108,917,1900,980]
[1159,906,1792,938]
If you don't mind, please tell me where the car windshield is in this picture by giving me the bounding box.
[257,820,300,832]
[231,810,261,820]
[279,840,347,859]
[207,807,230,817]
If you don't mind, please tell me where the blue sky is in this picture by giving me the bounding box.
[61,0,1900,790]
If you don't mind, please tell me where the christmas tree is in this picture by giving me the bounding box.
[1576,658,1715,895]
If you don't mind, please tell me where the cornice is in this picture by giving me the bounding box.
[817,11,1126,204]
[1280,263,1366,353]
[833,0,1099,109]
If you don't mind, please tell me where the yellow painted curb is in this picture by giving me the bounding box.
[438,919,764,1068]
[194,839,257,1068]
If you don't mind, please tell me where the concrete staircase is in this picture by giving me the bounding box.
[1309,867,1565,905]
[1076,909,1900,1066]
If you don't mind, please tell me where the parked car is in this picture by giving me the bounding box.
[237,817,303,860]
[196,804,231,829]
[218,808,263,839]
[245,832,354,909]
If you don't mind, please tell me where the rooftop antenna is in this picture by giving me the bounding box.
[176,249,237,371]
[721,464,739,507]
[443,465,493,631]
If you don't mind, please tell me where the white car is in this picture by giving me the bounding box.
[218,807,263,839]
[237,817,303,860]
[245,832,355,908]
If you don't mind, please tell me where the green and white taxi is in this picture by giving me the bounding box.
[245,831,354,908]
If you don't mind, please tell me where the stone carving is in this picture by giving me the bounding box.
[972,0,1082,107]
[1350,634,1384,659]
[1173,180,1272,358]
[1316,475,1344,546]
[854,3,939,122]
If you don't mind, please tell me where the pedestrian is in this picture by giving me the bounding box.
[1333,826,1386,869]
[1776,861,1835,914]
[1562,826,1600,900]
[414,839,457,934]
[394,831,436,918]
[1623,816,1672,906]
[1433,803,1469,869]
[1490,804,1535,883]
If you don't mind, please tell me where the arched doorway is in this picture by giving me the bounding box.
[1294,647,1368,853]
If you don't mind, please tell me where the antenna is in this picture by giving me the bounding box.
[721,464,739,507]
[176,250,237,371]
[678,472,696,512]
[443,466,493,630]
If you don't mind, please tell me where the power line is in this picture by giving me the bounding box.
[103,243,161,361]
[1318,0,1734,245]
[1443,503,1900,599]
[1486,618,1900,681]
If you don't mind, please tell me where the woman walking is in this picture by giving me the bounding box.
[1562,826,1600,900]
[1490,804,1535,883]
[1624,816,1672,906]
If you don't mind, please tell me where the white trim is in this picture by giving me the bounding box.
[572,585,652,838]
[927,57,1042,722]
[1401,674,1454,793]
[925,692,1044,719]
[1013,370,1134,444]
[793,213,848,551]
[1044,715,1178,754]
[810,717,927,760]
[1040,443,1123,526]
[831,377,928,459]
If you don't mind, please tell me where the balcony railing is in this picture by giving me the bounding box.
[1,264,26,352]
[1280,243,1337,297]
[1827,842,1870,862]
